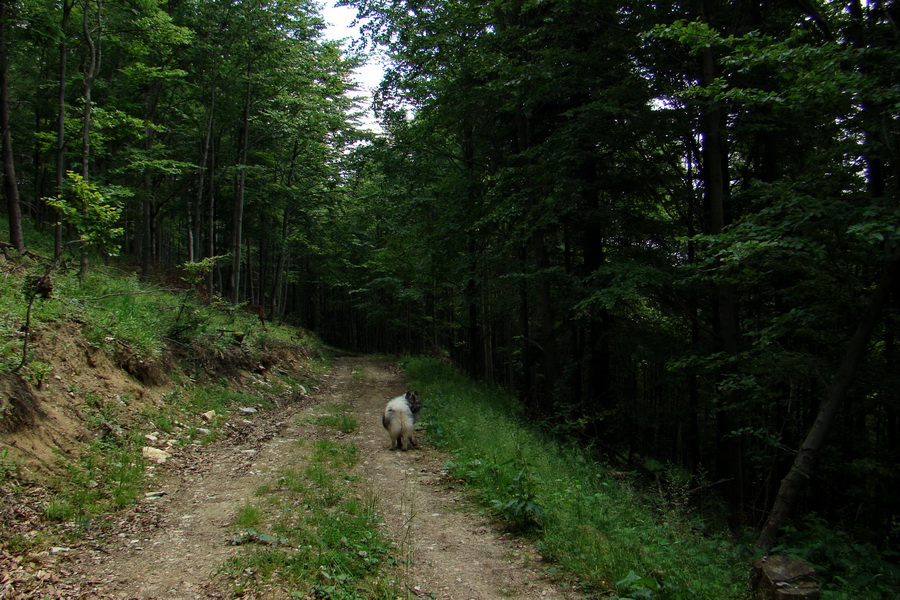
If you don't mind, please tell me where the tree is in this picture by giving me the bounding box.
[757,246,900,549]
[343,0,900,548]
[0,0,24,252]
[653,0,900,544]
[53,0,74,257]
[76,0,101,278]
[0,0,896,553]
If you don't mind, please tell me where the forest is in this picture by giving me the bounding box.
[0,0,898,566]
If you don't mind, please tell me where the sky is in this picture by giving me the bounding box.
[320,2,386,130]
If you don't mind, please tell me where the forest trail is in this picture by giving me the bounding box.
[60,355,575,599]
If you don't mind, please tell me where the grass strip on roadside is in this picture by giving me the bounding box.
[402,356,747,600]
[223,405,404,600]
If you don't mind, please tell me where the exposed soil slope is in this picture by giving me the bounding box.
[11,355,577,599]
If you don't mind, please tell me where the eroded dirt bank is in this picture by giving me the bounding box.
[36,356,578,599]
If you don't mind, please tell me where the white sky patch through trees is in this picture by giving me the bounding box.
[321,1,385,132]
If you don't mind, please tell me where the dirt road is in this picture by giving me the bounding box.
[60,355,576,599]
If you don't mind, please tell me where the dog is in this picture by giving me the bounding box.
[382,391,421,450]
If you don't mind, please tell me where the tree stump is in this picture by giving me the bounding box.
[750,556,819,600]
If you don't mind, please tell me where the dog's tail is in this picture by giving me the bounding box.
[383,406,407,435]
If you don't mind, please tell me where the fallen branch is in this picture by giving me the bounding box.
[82,288,181,300]
[686,477,733,496]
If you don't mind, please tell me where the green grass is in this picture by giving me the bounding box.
[41,391,149,523]
[307,403,359,433]
[235,503,265,529]
[225,439,401,599]
[402,356,747,600]
[0,449,16,483]
[45,443,147,524]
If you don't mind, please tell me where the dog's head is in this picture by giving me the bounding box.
[405,390,422,414]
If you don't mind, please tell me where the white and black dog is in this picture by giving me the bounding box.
[382,390,422,450]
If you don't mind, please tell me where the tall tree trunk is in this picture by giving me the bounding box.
[78,0,100,279]
[0,1,24,252]
[140,83,159,279]
[186,186,195,263]
[695,0,744,516]
[244,237,250,303]
[141,182,153,275]
[269,138,297,317]
[460,120,483,378]
[206,114,217,297]
[278,250,292,321]
[55,0,73,257]
[466,253,481,379]
[518,249,532,405]
[32,69,46,229]
[580,178,612,418]
[756,246,900,550]
[192,86,215,264]
[530,228,559,413]
[230,67,251,303]
[513,105,557,413]
[271,205,289,318]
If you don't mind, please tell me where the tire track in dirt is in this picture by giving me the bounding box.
[59,355,577,599]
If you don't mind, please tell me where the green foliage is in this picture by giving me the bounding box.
[0,253,326,373]
[169,256,229,341]
[403,357,745,599]
[611,571,662,600]
[0,449,17,483]
[485,457,544,533]
[45,443,146,523]
[181,255,229,287]
[235,504,265,530]
[773,519,900,600]
[21,360,53,387]
[60,270,172,359]
[44,172,124,256]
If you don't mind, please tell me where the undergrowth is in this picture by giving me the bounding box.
[403,356,900,599]
[0,233,316,376]
[402,356,746,600]
[772,518,900,600]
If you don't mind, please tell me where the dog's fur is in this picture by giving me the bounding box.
[382,390,421,450]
